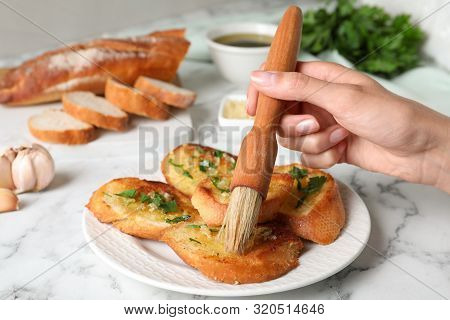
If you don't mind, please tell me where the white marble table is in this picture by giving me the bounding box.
[0,0,449,299]
[0,60,449,300]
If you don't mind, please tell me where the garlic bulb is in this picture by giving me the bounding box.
[0,188,19,213]
[0,149,16,189]
[11,143,55,193]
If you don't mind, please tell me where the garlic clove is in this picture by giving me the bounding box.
[0,154,15,190]
[0,188,19,213]
[31,144,55,191]
[12,148,37,193]
[3,148,17,162]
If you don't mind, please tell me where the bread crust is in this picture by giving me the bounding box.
[161,143,237,197]
[86,177,200,240]
[191,173,293,226]
[62,92,129,131]
[105,78,170,120]
[0,29,190,105]
[162,222,303,284]
[274,164,346,244]
[134,76,196,109]
[28,111,97,145]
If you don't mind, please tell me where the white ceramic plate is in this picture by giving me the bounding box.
[82,180,370,297]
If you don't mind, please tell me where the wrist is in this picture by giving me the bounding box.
[426,115,450,193]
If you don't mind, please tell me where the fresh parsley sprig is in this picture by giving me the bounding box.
[140,191,178,213]
[213,150,224,158]
[169,158,193,179]
[166,215,191,224]
[302,0,425,78]
[210,176,230,193]
[199,159,216,172]
[295,176,327,208]
[115,189,137,198]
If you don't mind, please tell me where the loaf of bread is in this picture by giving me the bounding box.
[0,29,190,106]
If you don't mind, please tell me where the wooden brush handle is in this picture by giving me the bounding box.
[231,6,302,197]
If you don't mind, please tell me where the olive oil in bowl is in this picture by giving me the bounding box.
[213,33,272,48]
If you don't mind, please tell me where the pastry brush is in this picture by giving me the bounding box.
[219,6,303,254]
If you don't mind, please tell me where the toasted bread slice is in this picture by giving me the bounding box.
[28,109,97,144]
[62,91,129,131]
[161,144,237,197]
[104,78,170,120]
[274,164,345,245]
[134,76,196,109]
[162,221,303,284]
[86,177,200,240]
[191,173,293,226]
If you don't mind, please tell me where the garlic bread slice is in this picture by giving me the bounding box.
[191,173,293,226]
[274,164,345,245]
[86,177,200,240]
[162,221,303,284]
[161,144,237,196]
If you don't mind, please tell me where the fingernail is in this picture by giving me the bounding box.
[296,119,318,135]
[329,128,349,144]
[250,71,276,86]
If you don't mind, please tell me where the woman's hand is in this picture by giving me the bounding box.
[247,61,450,193]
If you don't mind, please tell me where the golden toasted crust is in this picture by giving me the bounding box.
[104,78,170,120]
[191,173,293,226]
[134,76,196,109]
[0,29,189,105]
[86,177,200,240]
[0,67,9,80]
[162,222,303,284]
[274,164,346,244]
[28,117,97,145]
[62,93,129,131]
[161,144,237,197]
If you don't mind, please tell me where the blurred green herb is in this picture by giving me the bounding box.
[295,176,327,208]
[199,159,216,172]
[189,238,202,244]
[182,171,193,179]
[289,166,308,191]
[115,189,137,198]
[210,176,230,193]
[213,150,224,158]
[140,191,178,213]
[186,224,202,228]
[166,215,190,224]
[302,0,425,78]
[169,158,193,179]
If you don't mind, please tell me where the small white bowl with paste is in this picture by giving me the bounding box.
[218,93,254,131]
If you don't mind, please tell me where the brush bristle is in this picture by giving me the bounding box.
[218,186,263,254]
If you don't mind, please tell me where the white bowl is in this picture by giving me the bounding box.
[218,93,254,131]
[206,23,277,85]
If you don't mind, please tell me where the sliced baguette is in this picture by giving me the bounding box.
[162,221,303,284]
[104,78,170,120]
[191,173,293,226]
[161,144,237,197]
[134,76,196,109]
[86,177,200,240]
[28,109,96,144]
[62,91,128,131]
[274,164,346,245]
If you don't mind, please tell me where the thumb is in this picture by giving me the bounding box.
[250,70,362,115]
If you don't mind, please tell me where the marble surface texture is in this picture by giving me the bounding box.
[0,0,449,300]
